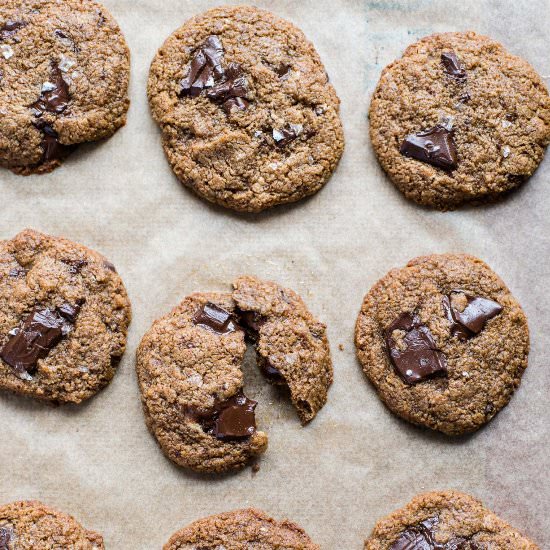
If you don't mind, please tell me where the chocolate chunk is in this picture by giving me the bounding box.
[238,310,266,340]
[443,291,502,340]
[0,303,83,378]
[0,20,27,41]
[258,357,285,383]
[272,123,304,148]
[0,527,12,550]
[390,517,441,550]
[62,259,87,274]
[400,126,458,170]
[385,312,447,384]
[8,266,27,278]
[206,62,249,112]
[275,63,291,79]
[192,302,237,335]
[29,63,70,116]
[32,121,73,164]
[193,390,257,441]
[441,51,466,79]
[180,35,224,97]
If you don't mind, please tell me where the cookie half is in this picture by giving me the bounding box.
[0,229,132,403]
[0,500,104,549]
[364,491,539,549]
[355,254,529,435]
[0,0,130,174]
[164,508,319,550]
[148,5,344,212]
[369,31,550,209]
[233,275,333,424]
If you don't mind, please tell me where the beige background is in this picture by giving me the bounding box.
[0,0,549,548]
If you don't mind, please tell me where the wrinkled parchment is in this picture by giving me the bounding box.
[0,0,548,548]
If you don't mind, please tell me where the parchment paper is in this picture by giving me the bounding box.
[1,0,549,548]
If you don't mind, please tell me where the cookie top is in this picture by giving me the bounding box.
[0,229,132,403]
[233,275,332,424]
[369,31,550,209]
[136,292,268,473]
[0,0,130,174]
[0,500,104,549]
[355,254,529,435]
[164,508,319,550]
[364,491,539,549]
[148,5,344,212]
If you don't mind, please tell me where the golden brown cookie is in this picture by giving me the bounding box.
[148,5,344,212]
[369,32,550,209]
[0,0,130,174]
[364,491,539,549]
[164,508,319,550]
[136,277,332,473]
[0,229,132,403]
[0,500,104,549]
[355,254,529,435]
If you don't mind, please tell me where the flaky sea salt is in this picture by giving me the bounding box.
[1,45,14,59]
[502,145,511,158]
[59,54,76,72]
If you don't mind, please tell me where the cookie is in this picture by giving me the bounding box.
[369,31,550,209]
[147,5,344,212]
[364,491,539,549]
[0,500,104,549]
[0,229,132,403]
[136,277,332,473]
[355,254,529,435]
[164,508,319,550]
[0,0,130,175]
[233,275,332,424]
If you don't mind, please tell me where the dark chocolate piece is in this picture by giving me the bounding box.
[443,291,502,340]
[258,357,285,383]
[180,35,224,97]
[0,20,27,41]
[8,266,27,278]
[0,302,83,378]
[206,62,249,112]
[272,124,304,148]
[32,121,73,164]
[29,63,70,115]
[192,390,257,441]
[275,63,291,79]
[390,516,479,550]
[400,126,458,170]
[0,527,12,550]
[62,259,87,274]
[238,310,266,340]
[385,312,447,384]
[192,302,237,335]
[441,51,466,79]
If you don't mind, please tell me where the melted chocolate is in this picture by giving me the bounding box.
[30,63,70,115]
[385,312,447,384]
[193,390,258,441]
[192,302,237,335]
[400,126,458,170]
[0,302,83,378]
[443,291,502,340]
[32,121,73,164]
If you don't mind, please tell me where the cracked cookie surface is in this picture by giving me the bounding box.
[364,491,539,549]
[355,254,529,435]
[0,229,131,403]
[164,508,319,550]
[0,0,130,174]
[233,275,332,424]
[136,292,268,473]
[148,5,344,212]
[0,500,104,549]
[369,32,550,209]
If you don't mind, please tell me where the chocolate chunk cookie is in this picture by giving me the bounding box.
[164,508,319,550]
[0,229,131,403]
[136,277,332,473]
[355,254,529,435]
[369,32,550,209]
[364,491,539,549]
[233,275,333,424]
[0,500,104,549]
[0,0,130,175]
[148,6,344,212]
[136,292,268,473]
